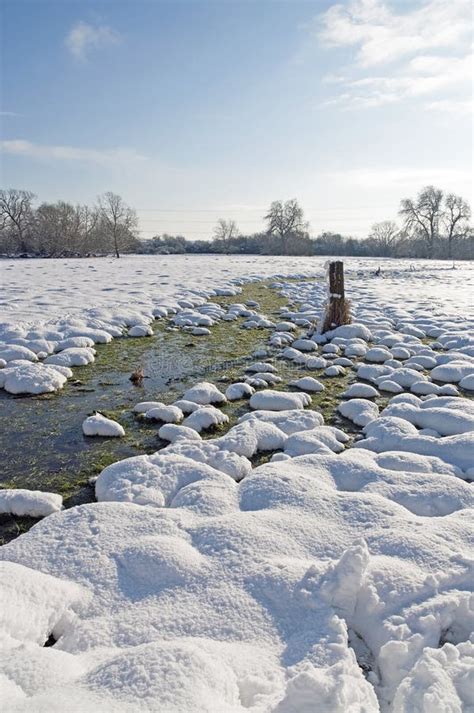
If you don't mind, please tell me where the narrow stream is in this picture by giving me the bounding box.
[0,280,365,542]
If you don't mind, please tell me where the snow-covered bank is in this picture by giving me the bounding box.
[1,256,474,712]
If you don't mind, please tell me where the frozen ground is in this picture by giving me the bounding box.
[0,256,473,712]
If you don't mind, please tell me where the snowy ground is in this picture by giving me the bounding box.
[1,255,473,326]
[1,256,473,712]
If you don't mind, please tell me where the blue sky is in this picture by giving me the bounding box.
[1,0,472,238]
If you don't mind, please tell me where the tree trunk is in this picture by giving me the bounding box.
[114,228,120,258]
[321,261,351,333]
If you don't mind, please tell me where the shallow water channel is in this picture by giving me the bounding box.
[0,280,366,542]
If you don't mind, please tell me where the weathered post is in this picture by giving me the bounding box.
[321,260,351,333]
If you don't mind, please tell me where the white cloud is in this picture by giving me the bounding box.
[0,139,147,164]
[318,0,471,67]
[327,52,473,108]
[65,21,121,61]
[317,0,472,113]
[0,111,21,117]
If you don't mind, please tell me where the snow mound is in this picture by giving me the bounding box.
[324,365,345,377]
[217,419,287,457]
[95,453,232,506]
[45,347,95,367]
[144,405,184,423]
[160,440,252,481]
[54,336,95,351]
[245,361,278,373]
[291,339,318,352]
[431,362,473,383]
[240,408,325,434]
[128,324,153,337]
[133,401,165,414]
[305,356,328,370]
[342,383,379,399]
[172,399,204,414]
[182,381,227,405]
[0,489,63,517]
[383,398,474,436]
[250,390,311,411]
[158,424,202,443]
[460,374,474,391]
[82,413,125,437]
[0,363,68,394]
[225,382,255,400]
[325,323,372,341]
[289,376,324,392]
[183,406,229,432]
[284,426,349,456]
[338,399,379,426]
[0,345,38,363]
[355,417,474,472]
[365,347,392,363]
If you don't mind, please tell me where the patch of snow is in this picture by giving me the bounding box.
[82,413,125,437]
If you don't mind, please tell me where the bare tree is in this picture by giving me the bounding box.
[35,201,75,256]
[399,186,444,257]
[213,219,239,243]
[99,192,139,258]
[75,204,100,254]
[368,220,400,256]
[442,193,471,260]
[0,188,36,252]
[264,199,308,253]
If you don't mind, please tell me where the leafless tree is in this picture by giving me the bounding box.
[264,199,308,253]
[442,193,471,260]
[99,192,139,258]
[213,219,239,243]
[368,220,400,256]
[35,201,75,256]
[399,186,444,257]
[75,204,100,254]
[0,188,36,252]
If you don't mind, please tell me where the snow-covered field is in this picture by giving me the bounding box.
[1,255,473,326]
[1,255,473,712]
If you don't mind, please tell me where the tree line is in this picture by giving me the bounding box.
[0,186,472,260]
[0,190,140,258]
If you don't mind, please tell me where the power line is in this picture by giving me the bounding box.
[135,205,397,213]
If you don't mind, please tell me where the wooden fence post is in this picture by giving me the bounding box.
[329,260,345,301]
[321,260,351,333]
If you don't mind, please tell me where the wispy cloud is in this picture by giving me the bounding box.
[326,166,473,190]
[65,20,121,61]
[316,0,472,113]
[424,98,474,115]
[0,111,22,117]
[0,139,147,164]
[324,52,472,109]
